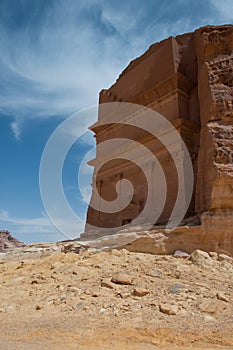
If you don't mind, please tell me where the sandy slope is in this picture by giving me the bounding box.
[0,247,232,349]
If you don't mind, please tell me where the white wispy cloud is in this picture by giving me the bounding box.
[0,209,57,234]
[0,2,135,138]
[0,209,84,243]
[0,0,232,141]
[210,0,233,22]
[9,120,21,140]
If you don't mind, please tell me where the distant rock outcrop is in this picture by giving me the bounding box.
[0,230,24,252]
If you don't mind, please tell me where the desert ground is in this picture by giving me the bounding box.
[0,245,232,349]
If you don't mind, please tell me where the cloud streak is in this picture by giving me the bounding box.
[0,0,232,140]
[0,209,84,243]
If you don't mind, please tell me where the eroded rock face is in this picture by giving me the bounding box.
[194,25,233,214]
[83,25,233,254]
[0,230,24,252]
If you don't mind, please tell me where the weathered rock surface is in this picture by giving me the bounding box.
[83,24,233,255]
[80,225,233,256]
[0,230,24,252]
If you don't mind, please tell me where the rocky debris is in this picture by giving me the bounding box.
[173,250,190,258]
[100,279,115,289]
[197,300,224,314]
[169,284,187,295]
[60,242,87,254]
[111,272,133,285]
[67,286,81,294]
[132,287,149,297]
[218,254,233,262]
[0,239,90,261]
[0,230,24,252]
[209,251,218,259]
[216,292,229,302]
[80,228,233,258]
[0,246,233,349]
[159,304,178,315]
[145,268,163,278]
[189,249,212,265]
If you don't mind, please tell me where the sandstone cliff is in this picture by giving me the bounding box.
[83,25,233,255]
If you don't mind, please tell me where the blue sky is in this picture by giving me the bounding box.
[0,0,232,243]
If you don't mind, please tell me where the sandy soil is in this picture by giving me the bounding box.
[0,248,232,349]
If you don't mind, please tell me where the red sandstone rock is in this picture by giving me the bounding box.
[83,25,233,255]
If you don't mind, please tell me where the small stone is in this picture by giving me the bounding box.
[76,302,84,308]
[176,265,191,274]
[45,295,57,305]
[120,249,130,255]
[111,273,133,285]
[192,249,210,259]
[186,295,197,301]
[87,248,97,253]
[179,309,188,316]
[84,289,93,295]
[145,268,162,278]
[197,300,221,314]
[61,243,73,253]
[132,288,149,297]
[120,304,131,311]
[174,250,190,258]
[117,292,130,299]
[111,249,121,256]
[159,304,178,315]
[204,315,216,322]
[103,302,114,308]
[57,285,66,292]
[101,279,115,289]
[218,254,232,262]
[16,262,24,269]
[14,276,25,282]
[35,305,41,310]
[174,271,181,279]
[189,250,212,265]
[99,307,106,313]
[216,292,229,302]
[209,252,218,259]
[170,285,186,295]
[68,286,81,294]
